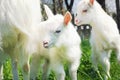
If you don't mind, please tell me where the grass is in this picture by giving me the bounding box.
[3,39,120,80]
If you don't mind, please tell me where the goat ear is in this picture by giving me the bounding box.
[64,11,72,26]
[44,5,54,18]
[89,0,94,5]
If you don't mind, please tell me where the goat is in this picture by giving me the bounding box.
[75,0,120,80]
[30,5,82,80]
[0,0,42,80]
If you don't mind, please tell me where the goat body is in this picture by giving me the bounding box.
[30,5,82,80]
[75,0,120,80]
[0,0,42,80]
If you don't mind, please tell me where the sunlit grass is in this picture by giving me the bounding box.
[3,39,120,80]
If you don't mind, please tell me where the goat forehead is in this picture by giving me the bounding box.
[47,15,63,31]
[77,1,88,10]
[54,15,63,23]
[45,22,61,33]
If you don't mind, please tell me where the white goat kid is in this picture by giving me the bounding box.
[30,5,82,80]
[0,0,42,80]
[43,6,82,80]
[75,0,120,80]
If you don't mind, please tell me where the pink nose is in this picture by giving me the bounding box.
[43,41,48,48]
[75,19,79,23]
[43,41,48,44]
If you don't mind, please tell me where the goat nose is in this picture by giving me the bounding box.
[43,41,48,44]
[75,19,79,23]
[43,41,49,48]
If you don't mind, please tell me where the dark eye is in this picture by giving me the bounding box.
[82,9,88,12]
[55,30,61,33]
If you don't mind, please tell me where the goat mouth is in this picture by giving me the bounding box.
[43,43,49,48]
[44,46,49,48]
[43,43,53,48]
[43,44,49,48]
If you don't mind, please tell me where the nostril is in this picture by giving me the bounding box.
[43,41,49,48]
[75,19,78,23]
[43,41,48,45]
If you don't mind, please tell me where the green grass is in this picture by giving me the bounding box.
[3,39,120,80]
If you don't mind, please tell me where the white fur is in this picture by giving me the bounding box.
[0,0,42,80]
[30,5,82,80]
[75,0,120,80]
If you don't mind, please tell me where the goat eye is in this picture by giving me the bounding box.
[82,9,88,12]
[55,30,61,33]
